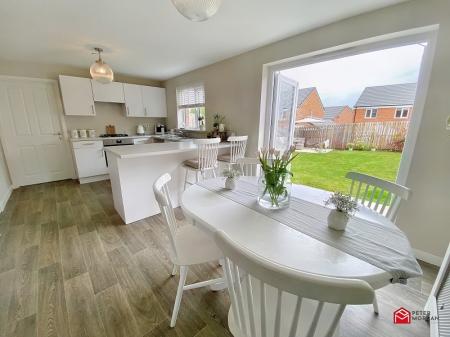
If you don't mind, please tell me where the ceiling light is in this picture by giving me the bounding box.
[90,47,114,84]
[171,0,222,22]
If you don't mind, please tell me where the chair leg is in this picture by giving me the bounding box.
[184,168,189,191]
[373,294,379,315]
[171,264,177,276]
[170,266,188,327]
[212,168,217,178]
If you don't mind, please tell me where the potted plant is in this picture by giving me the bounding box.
[213,114,225,132]
[325,192,358,230]
[198,115,205,131]
[257,146,298,209]
[223,168,241,190]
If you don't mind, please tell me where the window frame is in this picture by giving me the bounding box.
[365,108,378,119]
[176,83,206,130]
[394,107,409,119]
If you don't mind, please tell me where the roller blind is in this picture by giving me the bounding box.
[176,84,205,109]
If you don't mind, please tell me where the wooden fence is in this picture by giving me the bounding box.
[294,121,409,151]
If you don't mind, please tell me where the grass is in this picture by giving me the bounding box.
[290,150,402,194]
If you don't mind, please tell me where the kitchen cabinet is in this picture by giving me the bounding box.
[142,86,167,117]
[91,80,125,103]
[123,83,145,117]
[59,75,96,116]
[72,141,108,179]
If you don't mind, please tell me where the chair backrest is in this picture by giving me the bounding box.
[227,135,248,163]
[346,171,411,221]
[153,173,179,260]
[236,157,261,177]
[215,231,374,337]
[194,138,220,170]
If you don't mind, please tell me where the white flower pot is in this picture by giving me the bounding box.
[327,210,349,231]
[219,123,225,132]
[225,177,237,190]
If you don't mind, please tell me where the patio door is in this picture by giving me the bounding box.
[269,73,298,151]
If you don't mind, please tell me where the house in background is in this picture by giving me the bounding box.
[323,105,355,124]
[354,83,417,123]
[295,87,325,123]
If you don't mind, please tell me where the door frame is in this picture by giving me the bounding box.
[0,75,75,187]
[259,25,439,185]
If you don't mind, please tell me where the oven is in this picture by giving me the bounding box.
[103,138,135,167]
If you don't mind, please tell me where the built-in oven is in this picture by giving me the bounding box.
[103,138,135,167]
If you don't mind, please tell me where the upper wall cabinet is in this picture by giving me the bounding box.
[142,86,167,118]
[91,81,125,103]
[59,75,96,116]
[123,83,145,117]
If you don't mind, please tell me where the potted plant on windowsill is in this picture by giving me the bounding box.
[223,168,241,190]
[198,115,205,131]
[325,192,358,231]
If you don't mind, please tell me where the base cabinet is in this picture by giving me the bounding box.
[72,141,108,180]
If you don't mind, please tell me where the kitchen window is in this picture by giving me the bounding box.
[176,84,206,130]
[395,107,409,118]
[365,108,378,118]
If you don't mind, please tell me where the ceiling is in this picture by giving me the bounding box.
[0,0,407,80]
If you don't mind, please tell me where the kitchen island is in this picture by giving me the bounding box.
[105,141,230,224]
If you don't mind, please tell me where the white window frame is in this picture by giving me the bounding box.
[394,107,410,119]
[365,108,378,119]
[176,83,206,130]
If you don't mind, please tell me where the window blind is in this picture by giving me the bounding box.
[176,84,205,109]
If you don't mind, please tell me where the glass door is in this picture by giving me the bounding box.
[269,73,298,150]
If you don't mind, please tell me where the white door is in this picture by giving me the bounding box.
[270,73,299,151]
[123,83,145,117]
[59,75,96,116]
[142,86,167,117]
[0,77,74,187]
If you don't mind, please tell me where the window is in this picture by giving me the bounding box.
[395,107,409,118]
[176,84,206,129]
[365,108,378,118]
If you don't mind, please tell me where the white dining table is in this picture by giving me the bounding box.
[181,176,392,290]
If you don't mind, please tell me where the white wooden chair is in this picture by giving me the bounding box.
[346,171,411,222]
[346,171,411,315]
[153,173,224,327]
[183,138,221,190]
[218,136,248,168]
[215,231,374,337]
[236,157,261,177]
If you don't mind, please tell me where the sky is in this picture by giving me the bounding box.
[280,44,425,107]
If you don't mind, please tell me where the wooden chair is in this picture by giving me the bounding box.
[183,138,220,190]
[346,171,411,314]
[236,157,261,177]
[346,171,411,222]
[153,173,224,327]
[215,230,374,337]
[218,136,248,168]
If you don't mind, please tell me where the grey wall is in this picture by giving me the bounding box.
[164,0,450,261]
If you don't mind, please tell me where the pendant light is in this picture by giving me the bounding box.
[171,0,222,22]
[90,47,114,84]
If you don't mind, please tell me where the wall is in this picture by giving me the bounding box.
[296,89,325,121]
[0,139,11,212]
[354,107,412,123]
[334,106,355,124]
[164,0,450,262]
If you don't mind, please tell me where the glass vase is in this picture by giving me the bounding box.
[257,173,292,210]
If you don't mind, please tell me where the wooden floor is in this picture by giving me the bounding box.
[0,179,438,337]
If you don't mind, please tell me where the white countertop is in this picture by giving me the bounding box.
[104,141,230,159]
[71,135,153,142]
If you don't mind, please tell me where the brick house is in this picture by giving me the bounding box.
[323,106,354,124]
[354,83,417,123]
[296,87,325,122]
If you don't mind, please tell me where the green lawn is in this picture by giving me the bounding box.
[291,150,402,194]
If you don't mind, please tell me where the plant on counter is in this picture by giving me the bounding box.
[222,167,241,190]
[324,192,358,230]
[213,114,225,129]
[257,145,298,209]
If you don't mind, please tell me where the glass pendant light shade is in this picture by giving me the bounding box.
[90,48,114,84]
[171,0,222,22]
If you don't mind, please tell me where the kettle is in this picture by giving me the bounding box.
[136,125,145,135]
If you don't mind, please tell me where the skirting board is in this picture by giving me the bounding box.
[0,185,12,213]
[79,174,109,184]
[414,248,443,267]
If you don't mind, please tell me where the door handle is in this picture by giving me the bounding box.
[53,132,63,140]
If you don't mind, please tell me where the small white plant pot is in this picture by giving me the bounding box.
[327,210,349,231]
[225,177,237,190]
[219,123,225,132]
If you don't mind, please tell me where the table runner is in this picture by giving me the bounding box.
[198,178,422,283]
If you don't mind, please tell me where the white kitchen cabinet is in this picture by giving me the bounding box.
[142,86,167,117]
[72,141,108,180]
[59,75,96,116]
[91,80,125,103]
[123,83,145,117]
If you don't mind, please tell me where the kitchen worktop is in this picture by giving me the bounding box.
[104,141,230,159]
[70,135,153,142]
